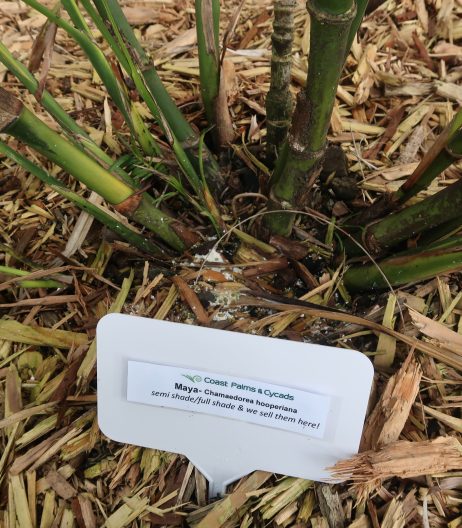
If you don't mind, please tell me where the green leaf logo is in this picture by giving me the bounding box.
[182,374,202,383]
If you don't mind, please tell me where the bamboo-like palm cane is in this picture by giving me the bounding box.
[349,109,462,229]
[23,0,128,123]
[61,0,160,158]
[0,43,98,152]
[91,0,223,225]
[360,177,462,254]
[343,236,462,291]
[195,0,220,128]
[0,141,165,256]
[344,111,462,254]
[419,217,462,246]
[266,0,297,166]
[0,88,195,251]
[0,41,146,193]
[266,0,356,235]
[61,0,92,34]
[70,0,223,224]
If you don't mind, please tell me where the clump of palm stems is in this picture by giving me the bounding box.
[2,0,462,293]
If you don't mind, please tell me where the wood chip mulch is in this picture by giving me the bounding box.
[1,0,462,526]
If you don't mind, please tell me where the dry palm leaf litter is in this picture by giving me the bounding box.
[1,0,462,526]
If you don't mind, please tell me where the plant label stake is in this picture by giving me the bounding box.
[97,314,373,498]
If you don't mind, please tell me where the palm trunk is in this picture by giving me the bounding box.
[266,0,356,236]
[266,0,297,166]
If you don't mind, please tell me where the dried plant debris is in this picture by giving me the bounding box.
[360,353,422,451]
[331,437,462,501]
[1,0,462,526]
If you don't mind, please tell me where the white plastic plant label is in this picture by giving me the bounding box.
[97,314,373,497]
[126,361,331,439]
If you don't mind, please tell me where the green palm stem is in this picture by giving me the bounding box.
[0,141,165,256]
[343,236,462,291]
[345,0,369,56]
[347,109,462,228]
[0,88,191,251]
[194,0,233,147]
[0,42,90,140]
[0,42,164,194]
[419,217,462,246]
[266,0,356,236]
[170,133,222,229]
[92,0,225,193]
[61,0,92,34]
[195,0,220,129]
[93,6,223,227]
[69,0,132,74]
[92,0,189,137]
[0,41,153,189]
[0,265,65,289]
[88,0,167,134]
[266,0,297,166]
[359,177,462,254]
[129,105,163,158]
[394,109,462,204]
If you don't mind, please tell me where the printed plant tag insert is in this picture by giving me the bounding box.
[127,362,331,439]
[97,314,374,497]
